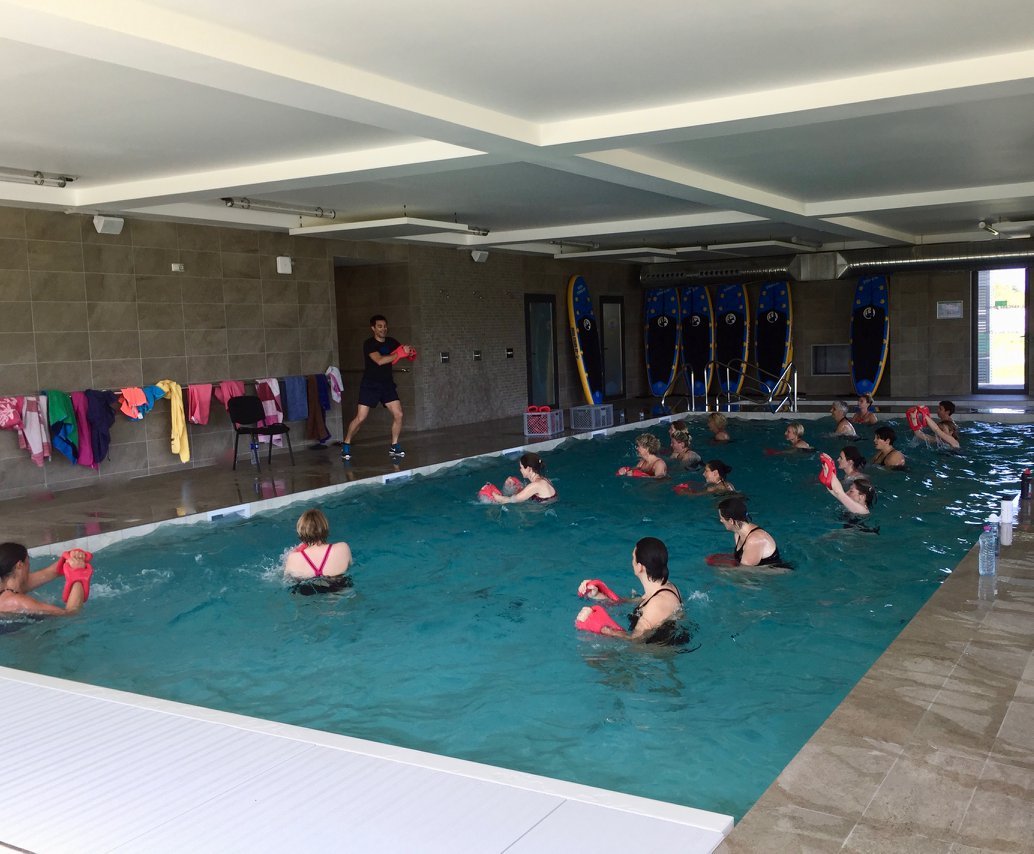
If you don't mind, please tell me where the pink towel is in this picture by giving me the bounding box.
[70,391,96,468]
[0,396,24,433]
[255,378,284,446]
[119,387,147,419]
[213,380,245,412]
[19,395,52,467]
[188,383,213,425]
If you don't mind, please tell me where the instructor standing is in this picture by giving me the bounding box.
[342,315,414,460]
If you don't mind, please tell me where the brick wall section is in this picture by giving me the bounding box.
[0,207,341,497]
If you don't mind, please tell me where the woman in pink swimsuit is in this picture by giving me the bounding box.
[283,509,353,594]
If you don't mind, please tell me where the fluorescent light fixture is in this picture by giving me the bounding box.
[289,217,479,238]
[222,197,336,219]
[0,167,75,188]
[552,247,679,263]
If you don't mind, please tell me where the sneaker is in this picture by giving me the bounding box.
[389,443,405,457]
[341,443,351,461]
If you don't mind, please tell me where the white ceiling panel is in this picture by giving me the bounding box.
[2,0,1034,255]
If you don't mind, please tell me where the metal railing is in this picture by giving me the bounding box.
[662,360,797,414]
[711,358,796,413]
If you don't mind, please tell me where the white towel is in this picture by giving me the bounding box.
[325,366,343,404]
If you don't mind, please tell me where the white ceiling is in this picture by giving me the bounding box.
[3,0,1034,259]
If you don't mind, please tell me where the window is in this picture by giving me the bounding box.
[812,344,850,375]
[973,268,1027,393]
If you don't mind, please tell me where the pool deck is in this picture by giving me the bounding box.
[2,401,1033,852]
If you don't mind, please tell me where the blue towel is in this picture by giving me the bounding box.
[282,375,308,421]
[315,373,330,411]
[139,385,166,417]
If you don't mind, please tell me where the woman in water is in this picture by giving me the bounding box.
[830,401,858,438]
[488,452,557,503]
[676,459,737,495]
[852,394,878,426]
[912,400,961,450]
[577,536,686,644]
[0,542,90,616]
[710,497,785,568]
[782,422,813,451]
[669,429,701,469]
[836,445,867,486]
[871,425,906,469]
[665,420,689,454]
[707,412,731,443]
[826,471,876,517]
[284,508,353,591]
[617,433,667,478]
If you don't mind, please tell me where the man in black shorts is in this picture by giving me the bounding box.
[341,315,414,460]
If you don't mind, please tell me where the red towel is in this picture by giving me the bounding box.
[213,380,245,412]
[188,383,213,425]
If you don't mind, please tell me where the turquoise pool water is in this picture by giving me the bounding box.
[2,418,1031,819]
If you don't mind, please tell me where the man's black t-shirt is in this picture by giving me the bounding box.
[362,336,400,384]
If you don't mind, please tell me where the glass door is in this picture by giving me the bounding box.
[600,296,625,400]
[525,294,558,407]
[973,268,1028,393]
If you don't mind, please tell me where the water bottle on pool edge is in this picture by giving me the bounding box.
[1000,498,1014,547]
[978,524,997,576]
[988,514,1000,555]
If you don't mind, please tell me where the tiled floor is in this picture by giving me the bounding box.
[718,518,1034,853]
[4,403,1033,851]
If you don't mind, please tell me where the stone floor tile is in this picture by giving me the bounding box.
[863,746,985,840]
[843,820,953,853]
[714,805,853,854]
[958,759,1034,851]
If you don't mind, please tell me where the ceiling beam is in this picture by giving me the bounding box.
[538,50,1034,151]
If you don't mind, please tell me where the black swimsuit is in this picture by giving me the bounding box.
[627,586,690,646]
[734,528,783,566]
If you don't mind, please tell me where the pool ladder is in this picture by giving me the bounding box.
[663,359,797,414]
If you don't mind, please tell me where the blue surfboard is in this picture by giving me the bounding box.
[567,275,604,405]
[755,280,792,394]
[850,275,890,396]
[678,286,714,398]
[714,284,750,395]
[644,287,680,397]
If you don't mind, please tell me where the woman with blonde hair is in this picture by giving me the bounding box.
[284,508,353,593]
[706,412,730,443]
[617,433,667,478]
[766,422,812,454]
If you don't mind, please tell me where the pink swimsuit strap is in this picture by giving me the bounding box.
[297,543,333,577]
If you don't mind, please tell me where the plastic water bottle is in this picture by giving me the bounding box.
[618,409,626,425]
[988,514,1000,555]
[1000,499,1014,547]
[250,439,260,466]
[978,574,996,602]
[638,409,646,421]
[1022,468,1033,501]
[978,525,997,576]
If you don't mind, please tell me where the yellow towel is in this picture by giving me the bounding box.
[156,379,190,463]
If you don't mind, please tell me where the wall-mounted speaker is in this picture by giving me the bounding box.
[276,255,293,275]
[93,215,125,235]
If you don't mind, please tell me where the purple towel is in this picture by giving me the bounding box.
[85,389,118,464]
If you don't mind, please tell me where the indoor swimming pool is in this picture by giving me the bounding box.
[3,417,1031,820]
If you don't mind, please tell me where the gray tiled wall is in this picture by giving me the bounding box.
[333,246,644,435]
[0,208,341,498]
[789,272,974,400]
